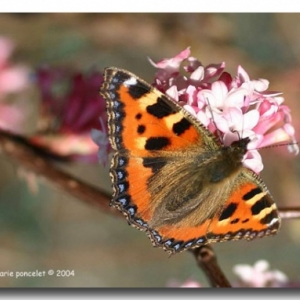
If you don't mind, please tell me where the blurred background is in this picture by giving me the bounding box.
[0,13,300,288]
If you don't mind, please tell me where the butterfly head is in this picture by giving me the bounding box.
[228,137,250,158]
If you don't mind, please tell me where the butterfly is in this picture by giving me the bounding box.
[100,67,281,255]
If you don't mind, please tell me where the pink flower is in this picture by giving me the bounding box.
[233,260,288,287]
[94,49,298,169]
[0,37,28,96]
[36,66,106,133]
[149,48,299,173]
[149,47,225,100]
[31,66,107,162]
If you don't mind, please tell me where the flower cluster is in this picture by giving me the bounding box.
[31,66,108,163]
[166,260,290,288]
[233,260,288,288]
[36,66,106,134]
[148,47,298,173]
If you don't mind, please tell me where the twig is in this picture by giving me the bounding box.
[191,245,231,287]
[278,207,300,220]
[0,128,114,214]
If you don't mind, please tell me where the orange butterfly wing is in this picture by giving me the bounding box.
[155,174,280,251]
[101,67,280,254]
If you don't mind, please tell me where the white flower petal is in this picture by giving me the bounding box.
[225,87,248,107]
[243,109,260,130]
[166,86,179,101]
[190,66,204,81]
[243,150,263,173]
[233,265,254,282]
[237,65,250,82]
[254,260,270,272]
[211,81,228,107]
[252,78,269,92]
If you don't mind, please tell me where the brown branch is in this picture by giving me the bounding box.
[278,207,300,220]
[0,128,114,214]
[191,245,231,287]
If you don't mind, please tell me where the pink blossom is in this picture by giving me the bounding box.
[233,260,288,287]
[94,49,298,169]
[32,66,107,162]
[148,47,191,74]
[149,47,225,95]
[149,49,299,173]
[0,37,28,96]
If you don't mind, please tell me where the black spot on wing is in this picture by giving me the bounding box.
[146,97,176,118]
[219,203,238,221]
[172,118,191,135]
[145,137,170,150]
[251,196,272,215]
[143,157,167,173]
[104,69,131,91]
[137,125,146,134]
[243,187,263,201]
[230,218,239,224]
[260,209,278,225]
[135,113,142,120]
[128,82,151,99]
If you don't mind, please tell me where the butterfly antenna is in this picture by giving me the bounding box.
[205,97,223,143]
[230,97,247,141]
[258,141,299,154]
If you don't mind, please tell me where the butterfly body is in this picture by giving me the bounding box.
[101,67,280,254]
